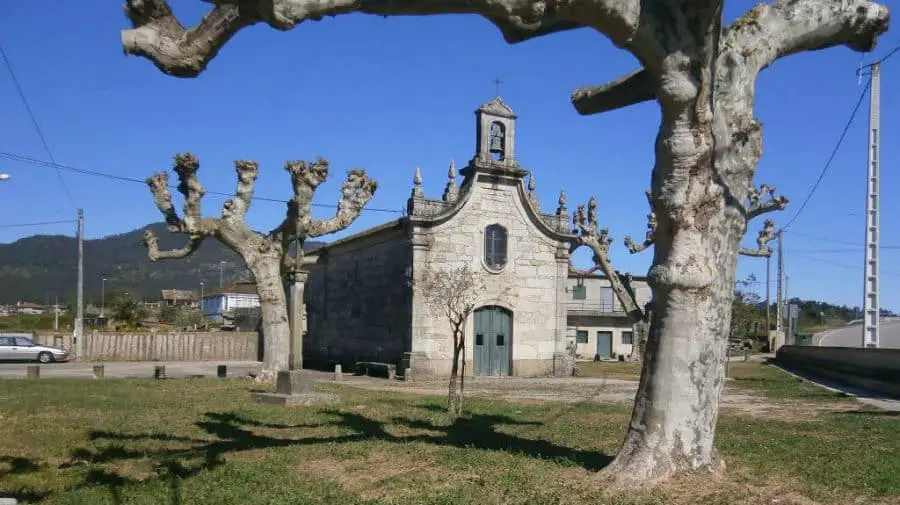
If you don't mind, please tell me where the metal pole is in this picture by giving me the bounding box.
[74,209,84,358]
[100,278,106,317]
[219,261,224,288]
[776,230,784,335]
[54,295,59,331]
[862,62,880,348]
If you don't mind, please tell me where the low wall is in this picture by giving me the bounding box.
[34,331,260,361]
[775,345,900,398]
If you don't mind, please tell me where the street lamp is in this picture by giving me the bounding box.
[100,277,107,317]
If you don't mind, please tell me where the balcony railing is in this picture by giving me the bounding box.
[567,300,623,315]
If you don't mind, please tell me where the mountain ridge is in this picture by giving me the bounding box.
[0,223,325,304]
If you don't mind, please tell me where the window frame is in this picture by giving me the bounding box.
[575,330,589,344]
[483,223,508,272]
[621,331,634,345]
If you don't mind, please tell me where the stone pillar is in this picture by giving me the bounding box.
[287,269,308,371]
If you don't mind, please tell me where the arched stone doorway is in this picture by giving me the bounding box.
[474,305,512,376]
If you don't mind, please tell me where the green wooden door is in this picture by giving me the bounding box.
[474,306,512,376]
[596,331,612,359]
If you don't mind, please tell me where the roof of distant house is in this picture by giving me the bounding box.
[16,302,44,309]
[161,289,199,302]
[202,282,258,298]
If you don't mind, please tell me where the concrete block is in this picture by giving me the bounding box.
[217,365,227,378]
[275,370,316,395]
[93,364,104,379]
[251,392,339,406]
[334,364,342,381]
[26,365,39,379]
[154,365,166,380]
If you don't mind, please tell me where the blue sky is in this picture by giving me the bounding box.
[0,1,898,311]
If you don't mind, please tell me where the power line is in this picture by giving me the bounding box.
[779,77,870,231]
[0,219,77,229]
[0,41,76,208]
[787,230,900,249]
[795,255,900,277]
[0,151,404,214]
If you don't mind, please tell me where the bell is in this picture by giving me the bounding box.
[489,132,504,152]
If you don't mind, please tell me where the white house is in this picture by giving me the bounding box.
[201,283,260,323]
[565,274,652,360]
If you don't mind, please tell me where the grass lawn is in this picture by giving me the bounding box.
[0,364,897,505]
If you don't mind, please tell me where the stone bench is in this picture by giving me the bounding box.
[355,361,396,380]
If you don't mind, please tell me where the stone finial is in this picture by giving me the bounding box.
[443,159,459,203]
[527,174,541,211]
[556,188,568,216]
[411,165,424,198]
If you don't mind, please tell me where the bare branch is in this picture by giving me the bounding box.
[747,183,788,219]
[571,196,642,321]
[739,218,776,257]
[146,171,182,231]
[121,0,643,78]
[222,160,259,221]
[286,158,378,238]
[415,264,485,331]
[141,229,205,261]
[724,0,889,74]
[571,69,656,116]
[623,189,655,254]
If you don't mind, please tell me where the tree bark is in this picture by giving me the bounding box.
[247,254,290,381]
[448,334,463,416]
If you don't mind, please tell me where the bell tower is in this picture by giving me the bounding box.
[474,96,518,167]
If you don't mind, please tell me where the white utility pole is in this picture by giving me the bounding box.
[776,230,784,335]
[862,62,881,348]
[74,208,84,357]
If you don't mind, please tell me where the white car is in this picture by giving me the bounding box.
[0,335,69,363]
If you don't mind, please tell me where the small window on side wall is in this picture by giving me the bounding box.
[484,224,508,270]
[621,331,634,345]
[576,330,588,344]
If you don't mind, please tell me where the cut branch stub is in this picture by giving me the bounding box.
[739,218,776,257]
[285,157,378,239]
[747,183,789,219]
[223,160,259,220]
[146,171,181,232]
[624,189,656,254]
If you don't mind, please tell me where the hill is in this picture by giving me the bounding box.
[0,223,325,305]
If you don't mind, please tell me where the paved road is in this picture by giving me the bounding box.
[814,318,900,349]
[0,360,262,380]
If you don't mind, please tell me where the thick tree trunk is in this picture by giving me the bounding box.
[248,256,290,382]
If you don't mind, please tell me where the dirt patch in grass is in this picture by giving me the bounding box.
[296,449,456,500]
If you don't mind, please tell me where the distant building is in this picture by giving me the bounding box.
[202,283,260,323]
[15,302,45,315]
[160,289,199,308]
[565,274,651,360]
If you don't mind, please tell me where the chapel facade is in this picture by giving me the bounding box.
[303,96,577,378]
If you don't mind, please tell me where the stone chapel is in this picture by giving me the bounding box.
[303,96,577,378]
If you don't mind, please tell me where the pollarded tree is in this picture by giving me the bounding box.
[120,0,889,485]
[570,196,652,362]
[142,153,377,381]
[413,264,485,416]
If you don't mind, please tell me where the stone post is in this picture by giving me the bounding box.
[26,365,39,379]
[334,364,342,381]
[93,364,104,379]
[154,365,166,379]
[217,364,227,378]
[287,269,308,371]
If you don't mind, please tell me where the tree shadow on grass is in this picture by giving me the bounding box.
[0,455,52,503]
[55,406,613,502]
